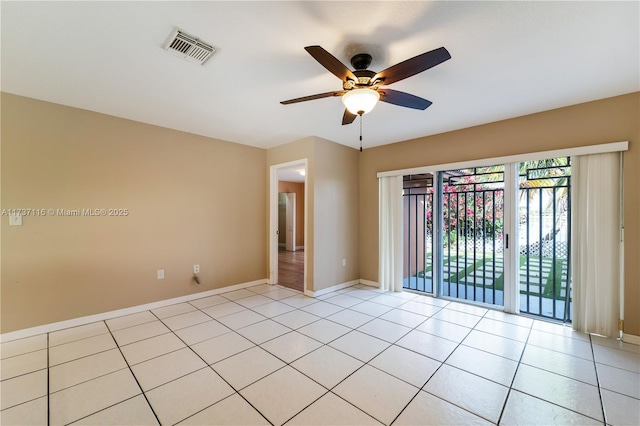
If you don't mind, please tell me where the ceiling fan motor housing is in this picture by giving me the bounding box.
[351,53,372,70]
[343,70,376,89]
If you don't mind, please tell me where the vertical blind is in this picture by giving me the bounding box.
[379,176,404,292]
[571,152,622,337]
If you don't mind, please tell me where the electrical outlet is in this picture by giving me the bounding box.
[157,269,165,279]
[9,213,22,226]
[193,264,200,274]
[342,258,346,267]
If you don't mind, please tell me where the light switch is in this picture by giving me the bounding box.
[9,213,22,226]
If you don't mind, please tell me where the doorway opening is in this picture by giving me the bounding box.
[270,160,307,293]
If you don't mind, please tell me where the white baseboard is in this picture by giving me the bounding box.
[304,279,360,298]
[0,278,268,343]
[622,332,640,346]
[359,279,380,289]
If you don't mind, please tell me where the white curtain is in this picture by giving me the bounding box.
[571,152,622,337]
[379,176,404,292]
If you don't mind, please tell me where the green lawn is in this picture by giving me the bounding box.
[415,253,569,298]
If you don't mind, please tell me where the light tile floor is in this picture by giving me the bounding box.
[2,283,640,425]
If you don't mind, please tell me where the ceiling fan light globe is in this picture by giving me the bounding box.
[342,88,380,115]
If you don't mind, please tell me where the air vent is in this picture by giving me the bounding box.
[162,28,215,65]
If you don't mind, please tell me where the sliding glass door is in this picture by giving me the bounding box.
[402,157,572,321]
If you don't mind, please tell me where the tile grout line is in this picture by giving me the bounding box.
[47,341,116,369]
[270,337,378,424]
[47,332,50,426]
[281,291,451,425]
[279,389,332,425]
[26,283,632,425]
[388,307,493,425]
[254,291,386,421]
[152,290,628,426]
[103,320,162,426]
[0,356,49,410]
[179,391,274,426]
[185,288,355,357]
[148,309,275,426]
[498,324,608,424]
[0,345,47,361]
[49,367,133,400]
[479,314,607,424]
[67,395,149,425]
[180,286,394,425]
[51,288,465,422]
[589,334,608,425]
[105,318,158,334]
[495,317,535,425]
[388,305,585,423]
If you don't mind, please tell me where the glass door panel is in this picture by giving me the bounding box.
[440,166,505,306]
[402,174,434,294]
[518,158,572,322]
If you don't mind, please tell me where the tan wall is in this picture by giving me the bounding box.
[312,137,359,291]
[1,93,267,333]
[278,181,305,248]
[266,136,359,292]
[359,92,640,335]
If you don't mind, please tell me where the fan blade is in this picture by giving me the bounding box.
[280,91,345,105]
[373,47,451,86]
[305,46,357,82]
[379,89,432,110]
[342,109,357,125]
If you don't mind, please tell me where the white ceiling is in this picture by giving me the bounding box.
[2,1,638,150]
[278,163,306,183]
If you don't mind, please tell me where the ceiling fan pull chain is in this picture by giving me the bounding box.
[359,113,363,152]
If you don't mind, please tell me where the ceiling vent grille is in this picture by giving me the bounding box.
[162,28,215,65]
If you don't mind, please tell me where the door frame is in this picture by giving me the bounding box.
[269,159,308,291]
[503,163,519,313]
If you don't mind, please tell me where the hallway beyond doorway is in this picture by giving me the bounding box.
[278,248,304,291]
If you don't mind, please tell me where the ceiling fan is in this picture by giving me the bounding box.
[281,45,451,125]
